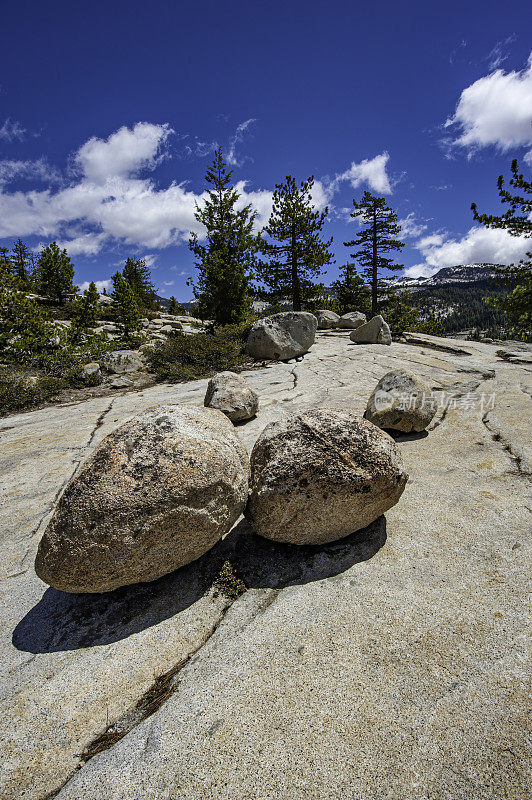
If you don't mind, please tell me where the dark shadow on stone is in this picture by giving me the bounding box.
[232,414,258,427]
[12,516,386,654]
[385,429,429,442]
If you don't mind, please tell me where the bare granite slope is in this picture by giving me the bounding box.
[0,331,530,800]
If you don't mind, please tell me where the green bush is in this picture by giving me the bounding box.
[0,371,65,415]
[146,322,253,382]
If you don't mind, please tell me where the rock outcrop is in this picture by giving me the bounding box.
[350,314,392,345]
[315,309,340,329]
[245,312,317,360]
[34,405,249,593]
[245,409,408,545]
[364,369,437,432]
[337,311,367,329]
[104,350,144,374]
[204,371,259,422]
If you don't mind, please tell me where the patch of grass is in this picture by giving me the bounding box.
[213,560,247,600]
[0,364,102,416]
[145,322,253,382]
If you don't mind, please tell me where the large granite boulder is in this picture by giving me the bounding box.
[245,312,317,360]
[315,309,340,329]
[350,315,392,345]
[365,369,437,432]
[204,371,259,422]
[104,349,144,374]
[245,409,407,545]
[337,311,367,329]
[35,405,249,593]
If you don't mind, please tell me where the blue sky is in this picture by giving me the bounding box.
[1,0,531,299]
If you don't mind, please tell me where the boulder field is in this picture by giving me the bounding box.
[0,330,530,800]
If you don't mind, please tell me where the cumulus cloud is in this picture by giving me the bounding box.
[329,153,392,195]
[404,226,531,278]
[0,118,27,142]
[53,232,108,256]
[445,54,532,158]
[76,122,174,184]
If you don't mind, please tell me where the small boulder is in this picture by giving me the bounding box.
[315,310,340,330]
[337,312,367,329]
[350,315,391,345]
[204,371,259,422]
[364,369,437,432]
[245,312,317,360]
[35,405,250,593]
[160,324,182,337]
[245,409,408,545]
[105,350,144,374]
[109,376,133,389]
[82,362,101,379]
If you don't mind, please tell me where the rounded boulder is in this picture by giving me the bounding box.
[35,405,250,593]
[204,371,259,422]
[245,409,408,545]
[315,310,340,330]
[365,369,437,432]
[245,312,317,360]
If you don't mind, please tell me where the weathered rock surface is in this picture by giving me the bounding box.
[315,309,340,329]
[1,333,530,800]
[35,405,249,593]
[204,371,259,421]
[365,369,437,432]
[337,311,366,329]
[350,314,392,345]
[104,349,144,374]
[245,311,317,360]
[245,409,407,544]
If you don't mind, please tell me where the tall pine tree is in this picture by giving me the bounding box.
[344,191,404,316]
[122,257,158,309]
[471,159,531,336]
[257,175,333,311]
[36,242,75,302]
[189,147,257,325]
[11,238,32,286]
[112,272,141,340]
[70,281,99,343]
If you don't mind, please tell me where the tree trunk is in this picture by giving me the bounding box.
[291,226,301,311]
[371,206,378,316]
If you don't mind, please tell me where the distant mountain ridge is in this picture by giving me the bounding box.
[385,263,502,290]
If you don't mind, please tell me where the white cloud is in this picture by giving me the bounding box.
[329,153,392,195]
[0,158,60,186]
[227,119,256,166]
[77,122,173,184]
[404,225,531,278]
[53,232,108,256]
[78,279,112,293]
[445,54,532,158]
[399,213,428,239]
[0,118,26,142]
[162,280,174,286]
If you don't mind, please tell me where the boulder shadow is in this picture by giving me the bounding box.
[385,429,429,442]
[12,516,386,655]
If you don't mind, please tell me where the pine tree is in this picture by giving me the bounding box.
[472,159,531,337]
[330,262,371,315]
[11,238,32,286]
[112,272,141,340]
[122,257,158,309]
[0,261,54,361]
[189,147,257,325]
[257,175,333,311]
[36,242,75,302]
[344,191,404,316]
[70,281,99,343]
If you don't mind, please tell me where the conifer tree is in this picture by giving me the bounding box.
[11,238,32,286]
[257,175,333,311]
[70,281,99,343]
[344,191,404,316]
[189,147,257,325]
[330,262,370,315]
[112,272,141,339]
[472,159,531,337]
[122,257,158,309]
[0,262,54,361]
[36,242,75,302]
